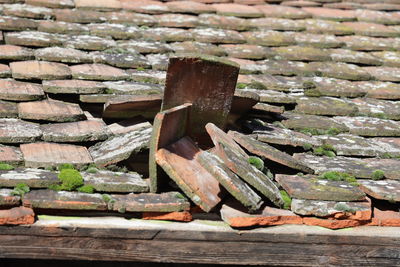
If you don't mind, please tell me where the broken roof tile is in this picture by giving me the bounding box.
[198,13,253,31]
[342,21,400,37]
[26,0,74,9]
[43,79,106,94]
[192,28,246,44]
[41,120,109,143]
[74,0,122,11]
[0,144,23,166]
[120,0,169,14]
[0,206,35,225]
[10,60,71,80]
[295,97,358,116]
[89,123,152,166]
[363,66,400,82]
[34,47,93,64]
[0,168,58,188]
[302,7,356,21]
[21,142,92,168]
[0,15,37,31]
[0,79,44,101]
[166,1,216,14]
[23,190,106,210]
[0,119,42,143]
[256,4,312,19]
[70,64,128,81]
[369,206,400,227]
[213,3,264,17]
[276,174,366,201]
[38,20,90,34]
[82,170,148,193]
[19,99,85,122]
[0,44,34,60]
[358,180,400,202]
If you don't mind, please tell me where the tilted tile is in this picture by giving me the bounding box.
[92,52,149,69]
[0,189,20,207]
[295,97,358,116]
[155,14,199,28]
[364,66,400,82]
[54,9,107,24]
[355,9,400,25]
[103,81,162,95]
[338,35,400,51]
[342,21,399,37]
[79,94,117,104]
[308,77,367,98]
[252,103,284,114]
[38,21,89,34]
[21,142,93,168]
[276,174,365,201]
[0,64,11,78]
[0,79,44,101]
[0,119,42,143]
[333,116,400,136]
[302,7,356,21]
[170,41,226,56]
[2,4,53,19]
[358,180,400,202]
[0,15,37,31]
[0,144,23,165]
[34,47,93,64]
[212,3,264,18]
[244,30,295,46]
[82,170,148,193]
[249,17,306,31]
[352,98,400,120]
[198,13,253,31]
[166,1,215,14]
[41,120,109,143]
[112,192,190,213]
[329,49,382,66]
[23,190,107,210]
[282,113,349,133]
[0,206,35,225]
[272,46,330,61]
[19,99,85,122]
[117,40,172,54]
[64,35,116,51]
[88,23,141,40]
[10,60,71,80]
[229,131,314,173]
[192,28,245,44]
[89,124,152,166]
[5,31,65,47]
[256,4,312,19]
[306,62,372,80]
[371,51,400,67]
[0,45,34,60]
[0,168,58,188]
[75,0,121,11]
[70,64,128,81]
[291,198,371,220]
[142,211,192,222]
[120,0,169,14]
[303,19,353,35]
[43,79,106,94]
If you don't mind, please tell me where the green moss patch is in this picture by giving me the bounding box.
[319,171,358,186]
[0,163,15,171]
[11,183,30,197]
[371,170,385,180]
[248,156,265,171]
[280,190,292,210]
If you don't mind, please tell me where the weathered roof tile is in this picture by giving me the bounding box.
[117,40,172,54]
[74,0,122,11]
[355,9,400,25]
[70,64,128,81]
[37,20,89,34]
[54,9,107,24]
[88,23,141,40]
[289,32,344,48]
[155,14,199,28]
[249,17,306,31]
[256,4,312,19]
[302,7,356,21]
[213,3,264,17]
[244,30,296,46]
[0,64,11,78]
[338,35,400,51]
[170,41,226,56]
[0,79,44,101]
[34,47,93,63]
[0,119,42,143]
[295,97,358,116]
[363,66,400,82]
[43,79,106,94]
[303,19,354,35]
[64,35,116,51]
[5,31,65,47]
[166,1,216,14]
[192,28,246,43]
[0,44,34,60]
[329,48,382,65]
[2,4,53,19]
[343,21,399,37]
[120,0,169,14]
[26,0,75,9]
[0,15,37,31]
[0,168,58,188]
[198,13,253,31]
[371,51,400,67]
[272,46,330,61]
[333,116,400,136]
[10,60,71,80]
[143,27,193,42]
[0,144,23,165]
[92,52,150,69]
[282,113,349,133]
[359,180,400,202]
[306,62,372,80]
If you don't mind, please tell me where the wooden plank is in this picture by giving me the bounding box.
[162,55,239,147]
[149,103,192,193]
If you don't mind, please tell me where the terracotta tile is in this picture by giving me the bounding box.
[142,211,193,222]
[303,19,354,35]
[79,94,118,104]
[229,131,314,173]
[43,79,106,94]
[0,79,44,101]
[247,74,309,92]
[112,192,191,213]
[363,66,400,82]
[282,1,321,7]
[126,69,164,85]
[355,9,400,25]
[352,98,400,120]
[75,0,121,11]
[289,32,344,48]
[221,44,271,60]
[338,35,400,51]
[64,35,116,51]
[244,31,296,46]
[302,7,356,21]
[38,21,89,35]
[23,190,107,211]
[0,206,35,225]
[102,81,162,95]
[363,3,400,11]
[26,0,75,8]
[247,89,299,104]
[249,17,305,31]
[282,113,349,133]
[276,174,366,202]
[0,45,34,60]
[106,11,157,26]
[333,116,400,137]
[10,60,70,80]
[5,31,65,47]
[35,47,93,64]
[92,52,149,69]
[0,15,37,31]
[307,62,371,80]
[19,99,84,122]
[295,97,357,116]
[156,14,199,28]
[342,21,399,37]
[88,23,141,40]
[2,4,53,19]
[120,0,169,14]
[142,27,193,42]
[117,40,172,54]
[0,145,23,166]
[54,9,107,24]
[291,198,371,220]
[272,46,330,61]
[369,207,400,227]
[0,168,59,188]
[70,64,128,81]
[234,0,265,4]
[0,119,42,144]
[108,120,152,136]
[220,201,303,228]
[88,123,152,166]
[302,217,369,229]
[0,64,11,78]
[358,180,400,202]
[372,51,400,67]
[155,137,223,212]
[149,104,192,193]
[198,13,253,31]
[213,3,263,17]
[256,4,312,19]
[166,1,215,14]
[21,142,92,168]
[192,28,245,44]
[309,77,367,98]
[329,49,382,65]
[103,94,162,119]
[323,2,362,10]
[0,189,21,207]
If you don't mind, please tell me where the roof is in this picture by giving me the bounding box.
[0,0,399,231]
